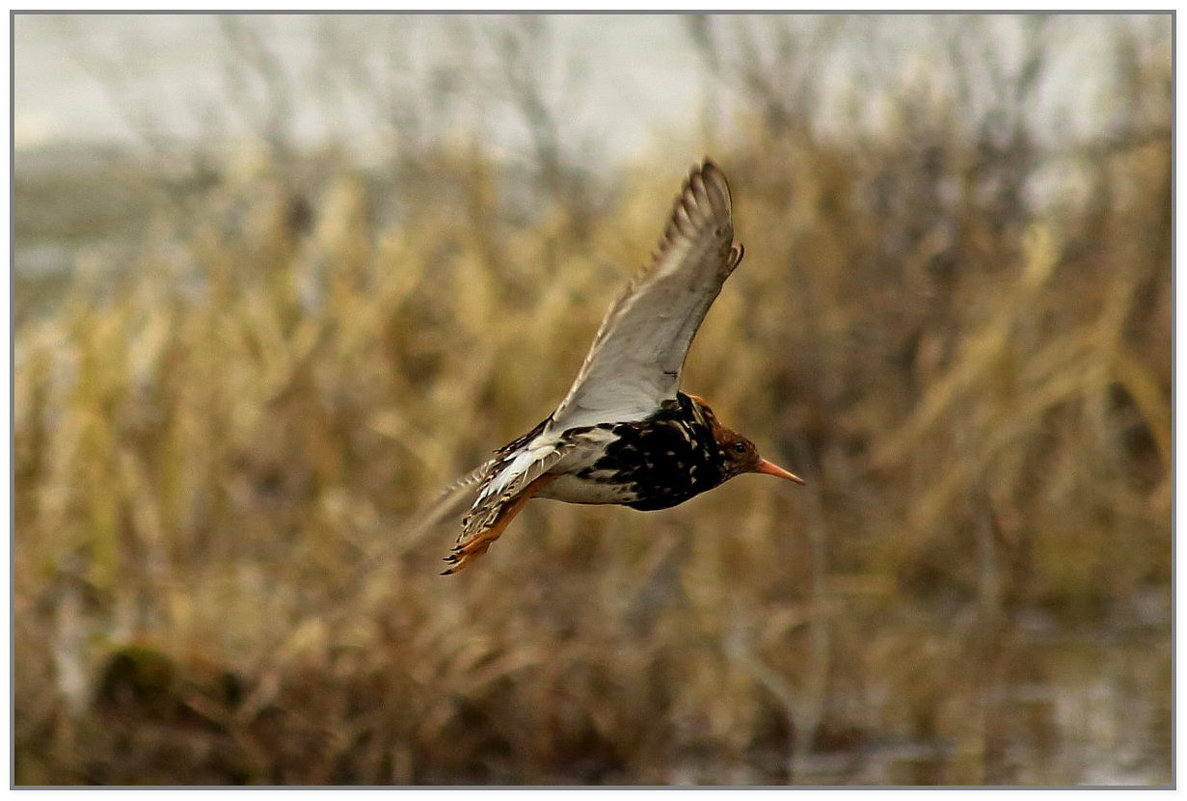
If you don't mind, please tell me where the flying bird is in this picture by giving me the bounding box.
[437,159,803,574]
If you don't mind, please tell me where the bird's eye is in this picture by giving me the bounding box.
[732,441,748,455]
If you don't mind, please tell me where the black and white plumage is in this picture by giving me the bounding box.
[435,159,803,574]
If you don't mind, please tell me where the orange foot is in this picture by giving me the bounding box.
[442,474,556,575]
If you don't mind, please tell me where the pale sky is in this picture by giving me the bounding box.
[14,14,1169,165]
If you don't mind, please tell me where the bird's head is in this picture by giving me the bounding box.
[686,395,805,484]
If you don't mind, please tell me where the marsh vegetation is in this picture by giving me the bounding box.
[13,14,1171,785]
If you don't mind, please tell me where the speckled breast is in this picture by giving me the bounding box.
[580,405,726,511]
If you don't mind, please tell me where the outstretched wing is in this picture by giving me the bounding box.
[547,159,743,434]
[404,458,496,536]
[410,418,548,550]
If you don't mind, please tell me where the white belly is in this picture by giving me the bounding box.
[536,472,635,505]
[506,425,638,505]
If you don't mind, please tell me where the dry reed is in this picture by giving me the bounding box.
[14,25,1170,785]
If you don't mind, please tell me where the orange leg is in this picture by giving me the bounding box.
[441,474,557,575]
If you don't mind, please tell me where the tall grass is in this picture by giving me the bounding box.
[14,22,1170,786]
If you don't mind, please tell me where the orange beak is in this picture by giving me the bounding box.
[754,458,805,484]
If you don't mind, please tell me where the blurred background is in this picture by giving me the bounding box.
[13,13,1171,786]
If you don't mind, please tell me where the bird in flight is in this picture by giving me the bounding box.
[437,159,803,574]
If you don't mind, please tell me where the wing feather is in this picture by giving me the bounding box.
[404,458,495,534]
[547,160,742,433]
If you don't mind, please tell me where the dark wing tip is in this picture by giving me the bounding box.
[659,159,734,247]
[698,157,722,182]
[696,158,732,212]
[730,242,745,270]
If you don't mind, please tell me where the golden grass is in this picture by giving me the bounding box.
[14,117,1170,783]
